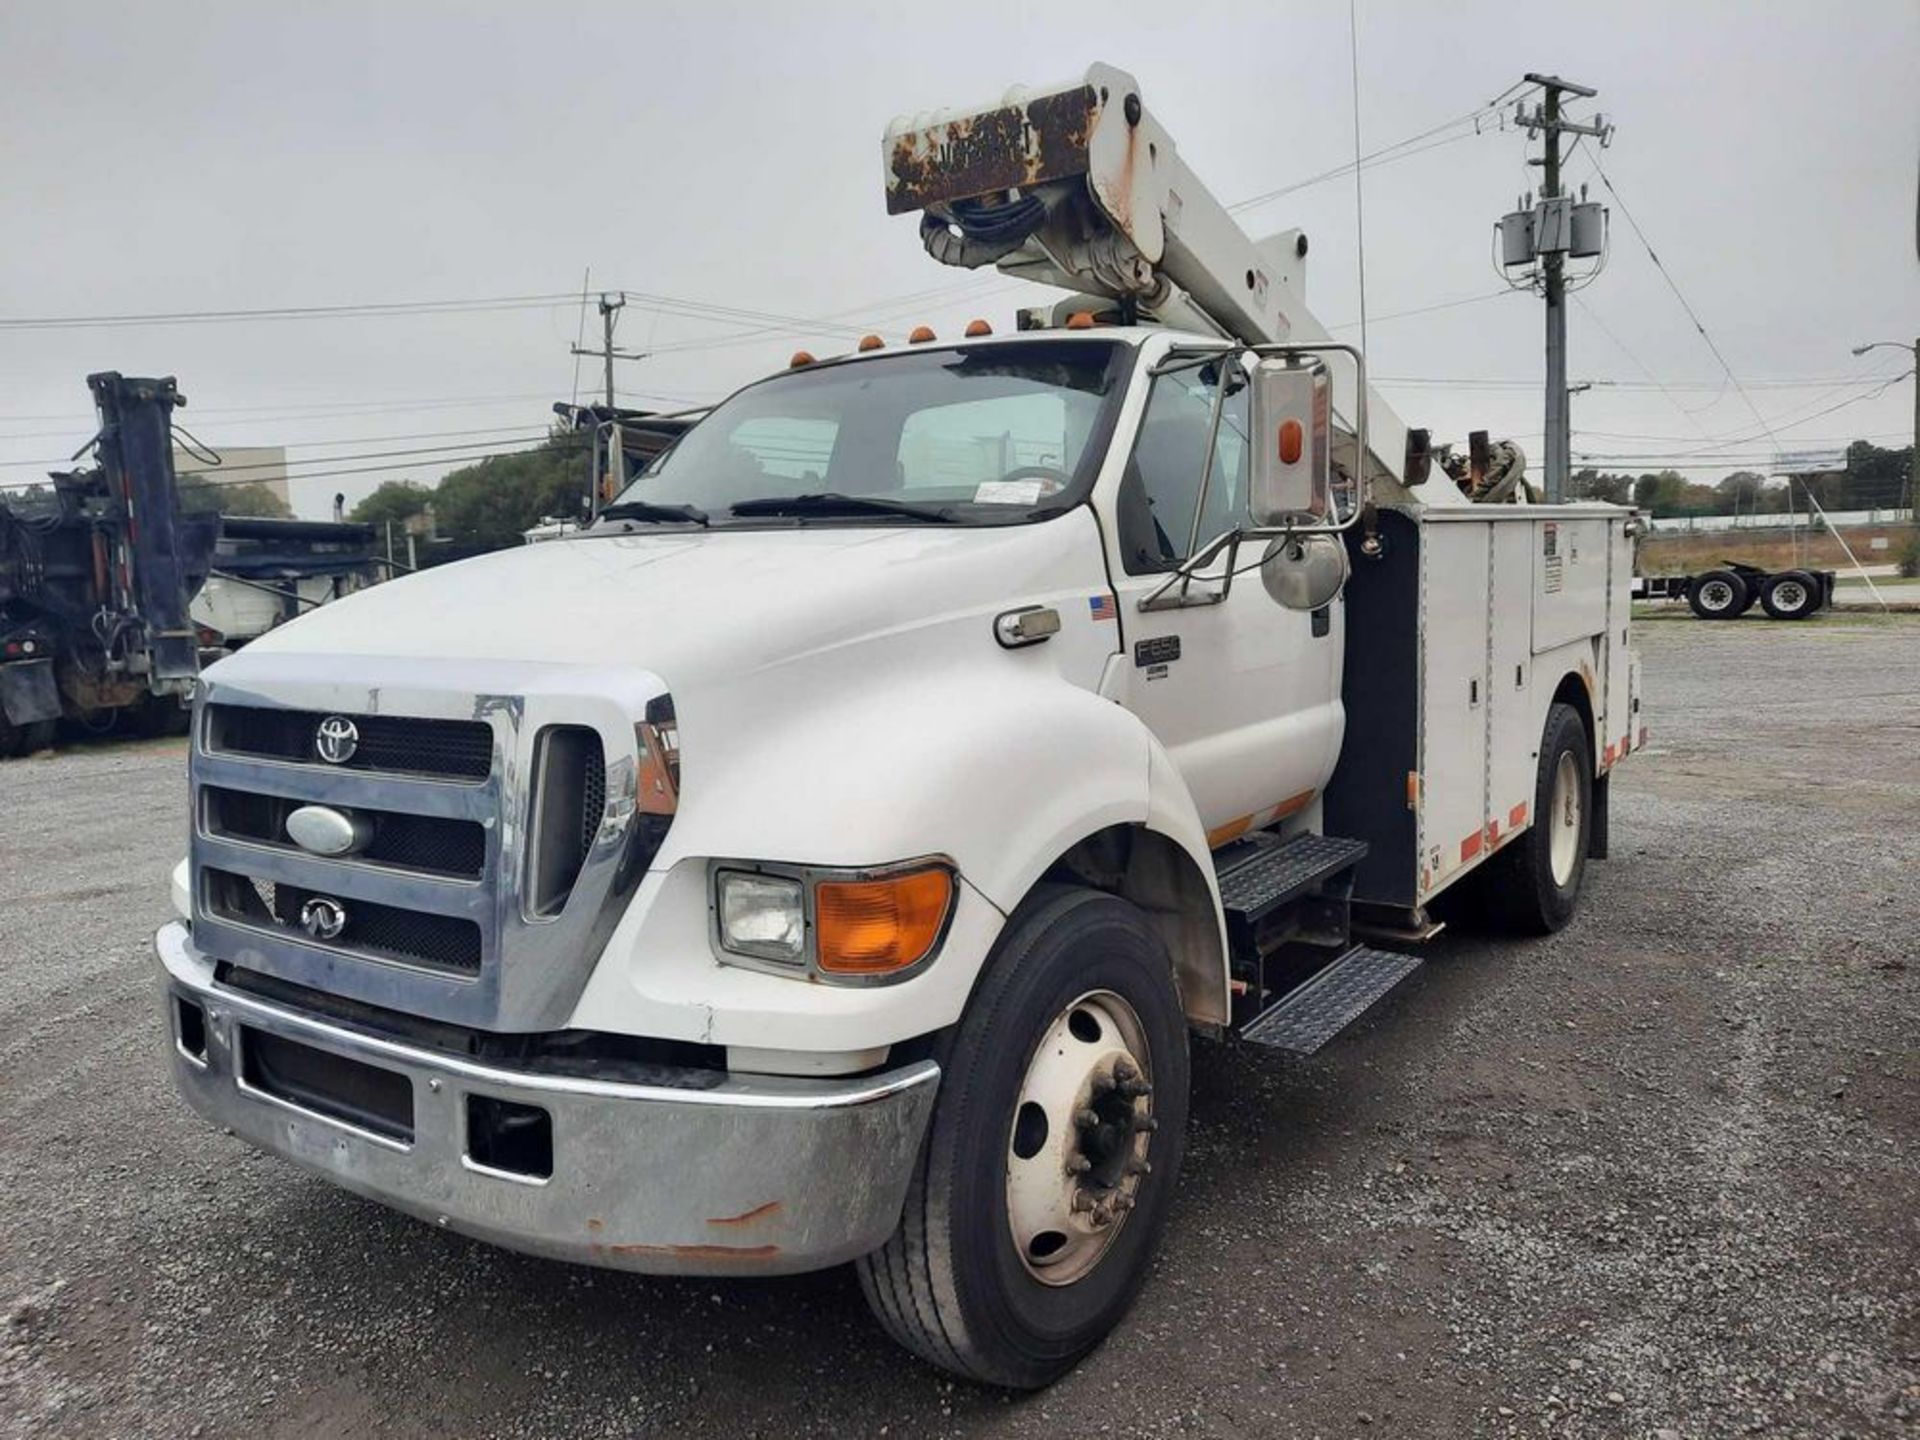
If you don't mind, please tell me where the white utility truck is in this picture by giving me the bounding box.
[155,65,1643,1388]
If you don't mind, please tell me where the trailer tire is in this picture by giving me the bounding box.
[1687,569,1748,619]
[1486,702,1591,935]
[857,884,1189,1389]
[1760,570,1821,621]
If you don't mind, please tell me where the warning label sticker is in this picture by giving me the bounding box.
[1543,522,1563,593]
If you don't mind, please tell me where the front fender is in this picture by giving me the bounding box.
[569,664,1232,1053]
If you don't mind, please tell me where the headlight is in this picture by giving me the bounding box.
[715,870,805,964]
[710,860,956,982]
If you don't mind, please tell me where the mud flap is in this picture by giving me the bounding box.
[0,659,60,725]
[1588,772,1610,860]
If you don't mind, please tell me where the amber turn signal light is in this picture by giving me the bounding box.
[814,867,954,975]
[1277,418,1305,466]
[907,325,936,344]
[789,350,816,368]
[857,334,885,352]
[964,318,993,337]
[1065,311,1096,330]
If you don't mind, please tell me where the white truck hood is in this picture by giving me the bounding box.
[229,516,1115,693]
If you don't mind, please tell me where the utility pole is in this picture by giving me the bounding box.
[1502,76,1612,503]
[570,292,646,520]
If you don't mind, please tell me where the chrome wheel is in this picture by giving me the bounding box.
[1549,750,1582,887]
[1005,989,1155,1286]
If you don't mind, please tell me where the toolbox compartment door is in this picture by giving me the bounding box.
[1532,517,1609,653]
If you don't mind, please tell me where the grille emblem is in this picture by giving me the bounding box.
[286,804,371,857]
[315,715,359,764]
[299,897,348,940]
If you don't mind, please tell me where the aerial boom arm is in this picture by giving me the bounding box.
[884,63,1420,493]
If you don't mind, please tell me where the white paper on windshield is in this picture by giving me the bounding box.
[973,479,1044,505]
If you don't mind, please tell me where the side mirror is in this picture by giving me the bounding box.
[1260,532,1350,611]
[1249,359,1332,526]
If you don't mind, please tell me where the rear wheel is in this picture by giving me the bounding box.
[1486,702,1592,934]
[1687,569,1748,619]
[1760,570,1821,620]
[857,885,1189,1389]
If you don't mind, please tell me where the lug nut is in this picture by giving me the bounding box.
[1071,1190,1096,1213]
[1111,1194,1136,1213]
[1090,1073,1115,1097]
[1127,1158,1152,1177]
[1134,1115,1159,1133]
[1066,1155,1091,1175]
[1074,1108,1101,1130]
[1113,1057,1138,1081]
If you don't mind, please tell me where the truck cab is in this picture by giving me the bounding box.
[154,65,1641,1389]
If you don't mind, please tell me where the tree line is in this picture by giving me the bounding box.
[1569,440,1913,517]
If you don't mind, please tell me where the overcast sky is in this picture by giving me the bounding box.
[2,0,1915,517]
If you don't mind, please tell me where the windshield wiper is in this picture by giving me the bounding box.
[600,500,709,526]
[727,492,958,524]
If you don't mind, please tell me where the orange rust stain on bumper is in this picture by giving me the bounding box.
[707,1201,782,1229]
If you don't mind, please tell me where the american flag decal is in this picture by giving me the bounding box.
[1088,594,1117,622]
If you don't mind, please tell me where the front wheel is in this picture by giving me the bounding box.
[1486,702,1592,934]
[857,885,1190,1389]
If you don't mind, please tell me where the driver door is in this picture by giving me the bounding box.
[1104,355,1344,844]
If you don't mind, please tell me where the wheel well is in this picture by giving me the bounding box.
[1038,824,1229,1029]
[1550,671,1597,766]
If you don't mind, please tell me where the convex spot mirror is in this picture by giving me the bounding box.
[1249,359,1333,527]
[1260,533,1350,611]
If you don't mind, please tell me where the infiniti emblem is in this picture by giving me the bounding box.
[314,715,358,765]
[299,897,348,941]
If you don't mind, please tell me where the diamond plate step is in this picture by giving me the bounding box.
[1239,945,1423,1055]
[1214,832,1368,924]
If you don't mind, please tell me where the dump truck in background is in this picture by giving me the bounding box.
[0,373,218,755]
[153,64,1643,1387]
[191,517,383,646]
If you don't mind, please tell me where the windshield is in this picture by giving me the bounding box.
[607,341,1130,525]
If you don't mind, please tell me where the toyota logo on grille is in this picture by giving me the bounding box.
[314,715,359,765]
[298,896,348,940]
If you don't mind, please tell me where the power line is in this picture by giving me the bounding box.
[1583,151,1786,457]
[1227,79,1535,215]
[0,436,581,493]
[0,292,586,331]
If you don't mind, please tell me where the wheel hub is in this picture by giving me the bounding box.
[1006,991,1155,1285]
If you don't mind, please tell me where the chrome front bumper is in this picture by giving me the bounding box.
[155,922,939,1276]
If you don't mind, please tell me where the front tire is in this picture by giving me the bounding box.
[857,885,1190,1389]
[1486,702,1592,934]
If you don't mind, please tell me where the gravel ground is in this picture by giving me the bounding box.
[2,615,1915,1439]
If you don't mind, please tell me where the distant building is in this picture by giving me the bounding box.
[172,445,289,506]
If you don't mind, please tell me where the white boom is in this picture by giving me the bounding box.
[884,62,1427,495]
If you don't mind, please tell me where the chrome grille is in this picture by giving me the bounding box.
[188,672,663,1033]
[207,704,493,781]
[202,785,486,879]
[206,868,484,975]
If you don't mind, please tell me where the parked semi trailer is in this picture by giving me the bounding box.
[153,65,1643,1387]
[1633,561,1835,620]
[0,373,217,755]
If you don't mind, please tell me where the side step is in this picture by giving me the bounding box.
[1239,945,1423,1055]
[1215,831,1368,928]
